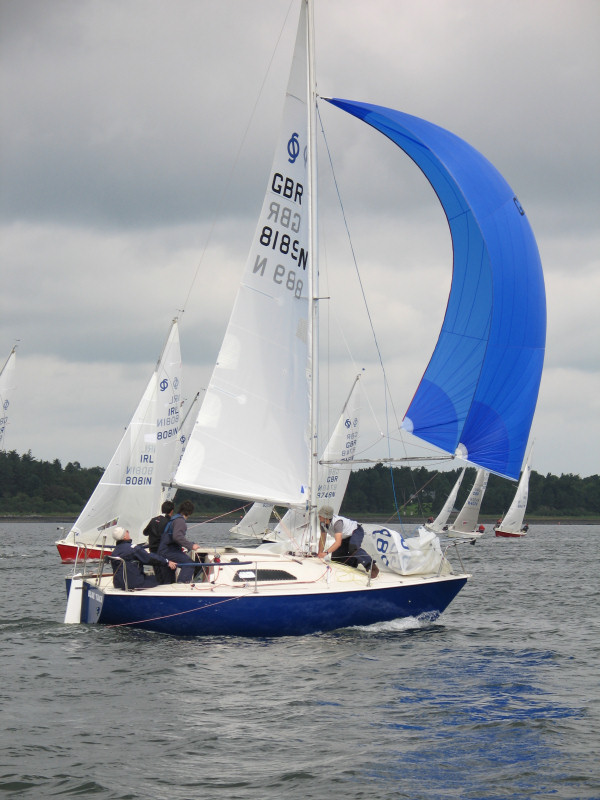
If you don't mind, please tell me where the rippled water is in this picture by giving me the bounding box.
[1,521,598,799]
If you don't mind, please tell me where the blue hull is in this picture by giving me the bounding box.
[80,576,468,636]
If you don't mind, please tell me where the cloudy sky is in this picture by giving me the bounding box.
[1,0,598,480]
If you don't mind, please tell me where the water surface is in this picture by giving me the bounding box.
[1,522,598,799]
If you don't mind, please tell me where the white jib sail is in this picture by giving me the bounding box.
[0,347,16,449]
[176,4,311,507]
[499,460,531,532]
[70,319,182,546]
[449,468,489,533]
[427,468,465,532]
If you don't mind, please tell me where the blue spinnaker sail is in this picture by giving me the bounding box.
[326,98,546,481]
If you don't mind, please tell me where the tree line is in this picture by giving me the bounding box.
[0,449,598,519]
[343,463,600,519]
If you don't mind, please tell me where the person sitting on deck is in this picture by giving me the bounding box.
[316,505,379,579]
[109,527,177,591]
[157,500,201,583]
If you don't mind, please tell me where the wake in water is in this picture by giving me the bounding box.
[354,612,439,635]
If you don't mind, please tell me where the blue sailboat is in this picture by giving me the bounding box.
[65,0,545,636]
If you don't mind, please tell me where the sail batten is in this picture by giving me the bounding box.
[326,98,546,480]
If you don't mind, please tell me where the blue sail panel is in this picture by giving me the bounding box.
[326,98,546,480]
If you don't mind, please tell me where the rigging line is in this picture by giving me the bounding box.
[186,503,251,532]
[178,0,297,316]
[326,297,385,438]
[317,103,405,527]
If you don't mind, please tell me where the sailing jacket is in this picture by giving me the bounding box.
[109,540,169,590]
[143,513,172,553]
[158,514,196,556]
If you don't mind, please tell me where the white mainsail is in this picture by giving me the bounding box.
[496,459,531,534]
[69,319,182,546]
[446,468,489,535]
[0,346,16,449]
[425,468,465,532]
[175,3,311,508]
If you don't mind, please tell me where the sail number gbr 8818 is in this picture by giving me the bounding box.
[252,171,308,299]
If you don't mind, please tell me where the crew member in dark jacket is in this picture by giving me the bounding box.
[143,500,175,584]
[109,527,176,590]
[157,500,199,583]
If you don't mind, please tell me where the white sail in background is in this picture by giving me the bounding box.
[0,347,16,449]
[268,375,361,547]
[447,468,488,536]
[163,390,200,503]
[69,320,182,546]
[425,468,465,532]
[230,503,273,538]
[496,458,531,534]
[175,4,311,507]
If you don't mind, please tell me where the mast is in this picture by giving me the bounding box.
[306,0,319,550]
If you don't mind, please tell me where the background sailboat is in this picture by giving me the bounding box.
[424,468,465,533]
[229,502,273,539]
[163,389,201,504]
[66,0,545,636]
[495,457,532,537]
[0,346,16,450]
[56,320,183,562]
[445,469,489,539]
[262,374,361,548]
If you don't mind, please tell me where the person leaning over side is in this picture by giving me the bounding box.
[109,527,177,590]
[157,500,200,583]
[143,500,175,584]
[316,504,379,578]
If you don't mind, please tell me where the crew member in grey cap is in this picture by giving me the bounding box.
[316,505,379,578]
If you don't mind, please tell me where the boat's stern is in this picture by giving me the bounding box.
[64,574,107,624]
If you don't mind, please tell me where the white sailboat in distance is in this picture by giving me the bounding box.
[494,456,532,537]
[0,346,16,450]
[56,320,183,562]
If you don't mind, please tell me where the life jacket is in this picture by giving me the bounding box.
[162,513,183,546]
